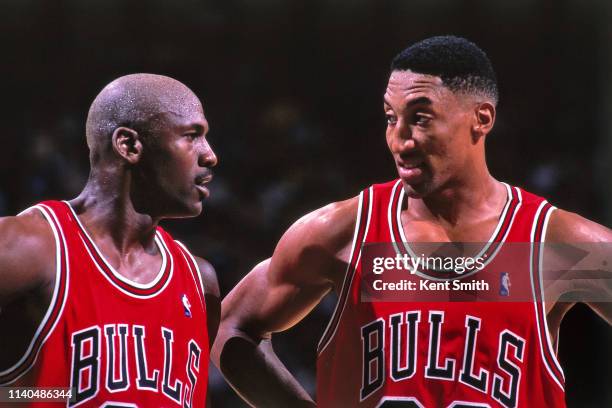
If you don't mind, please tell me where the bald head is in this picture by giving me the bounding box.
[86,74,203,161]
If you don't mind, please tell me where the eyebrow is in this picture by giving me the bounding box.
[187,123,208,134]
[406,96,432,107]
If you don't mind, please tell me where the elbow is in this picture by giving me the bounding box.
[211,318,268,369]
[210,319,236,369]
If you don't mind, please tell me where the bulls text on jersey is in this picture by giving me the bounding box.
[361,311,525,408]
[70,324,202,407]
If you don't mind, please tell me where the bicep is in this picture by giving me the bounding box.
[222,257,332,340]
[221,198,355,339]
[0,214,54,306]
[544,210,612,323]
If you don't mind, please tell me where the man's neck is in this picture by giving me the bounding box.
[68,179,159,256]
[409,175,506,228]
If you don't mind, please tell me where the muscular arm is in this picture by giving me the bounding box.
[211,198,358,407]
[545,209,612,325]
[0,210,55,307]
[0,209,56,371]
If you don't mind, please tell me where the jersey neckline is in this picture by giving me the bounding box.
[62,201,173,298]
[388,181,522,280]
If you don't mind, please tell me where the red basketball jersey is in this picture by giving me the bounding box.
[0,201,209,408]
[317,180,566,408]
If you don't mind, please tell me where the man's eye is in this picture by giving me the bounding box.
[386,115,397,125]
[415,115,431,126]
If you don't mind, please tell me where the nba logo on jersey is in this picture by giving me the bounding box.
[500,272,510,296]
[182,294,192,317]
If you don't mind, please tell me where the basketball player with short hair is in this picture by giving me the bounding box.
[212,36,612,407]
[0,74,219,407]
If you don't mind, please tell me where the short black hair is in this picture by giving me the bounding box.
[391,35,498,104]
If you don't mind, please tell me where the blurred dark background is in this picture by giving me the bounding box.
[1,0,611,406]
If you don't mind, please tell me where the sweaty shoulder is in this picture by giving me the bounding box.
[193,256,221,345]
[193,256,220,300]
[271,196,360,286]
[285,196,359,249]
[0,208,56,304]
[546,209,612,243]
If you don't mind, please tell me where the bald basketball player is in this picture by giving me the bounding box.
[213,37,612,407]
[0,74,219,407]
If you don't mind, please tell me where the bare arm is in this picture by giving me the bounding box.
[0,209,56,371]
[211,198,358,407]
[0,210,55,307]
[545,209,612,325]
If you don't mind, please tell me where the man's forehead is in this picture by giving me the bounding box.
[384,70,446,104]
[388,70,443,86]
[163,108,207,127]
[164,90,203,110]
[144,101,206,132]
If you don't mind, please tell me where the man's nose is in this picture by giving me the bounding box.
[390,122,416,153]
[199,139,218,168]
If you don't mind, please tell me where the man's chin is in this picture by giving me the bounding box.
[401,180,432,199]
[166,201,204,219]
[187,201,204,217]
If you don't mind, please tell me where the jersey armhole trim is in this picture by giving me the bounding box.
[175,240,207,312]
[0,204,70,385]
[318,188,373,354]
[530,202,565,391]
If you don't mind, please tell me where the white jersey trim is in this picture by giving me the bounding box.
[318,189,373,354]
[78,231,173,300]
[174,240,207,312]
[539,205,565,379]
[529,201,565,391]
[65,201,169,291]
[392,182,521,281]
[388,180,403,259]
[0,204,70,384]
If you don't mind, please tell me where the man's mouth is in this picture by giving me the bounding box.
[195,172,213,198]
[195,184,209,199]
[195,172,213,185]
[397,159,425,181]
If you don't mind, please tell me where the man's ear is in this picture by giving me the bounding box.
[111,127,142,164]
[472,101,496,141]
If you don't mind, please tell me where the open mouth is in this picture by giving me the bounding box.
[195,184,210,199]
[195,173,213,185]
[195,172,213,198]
[397,160,425,182]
